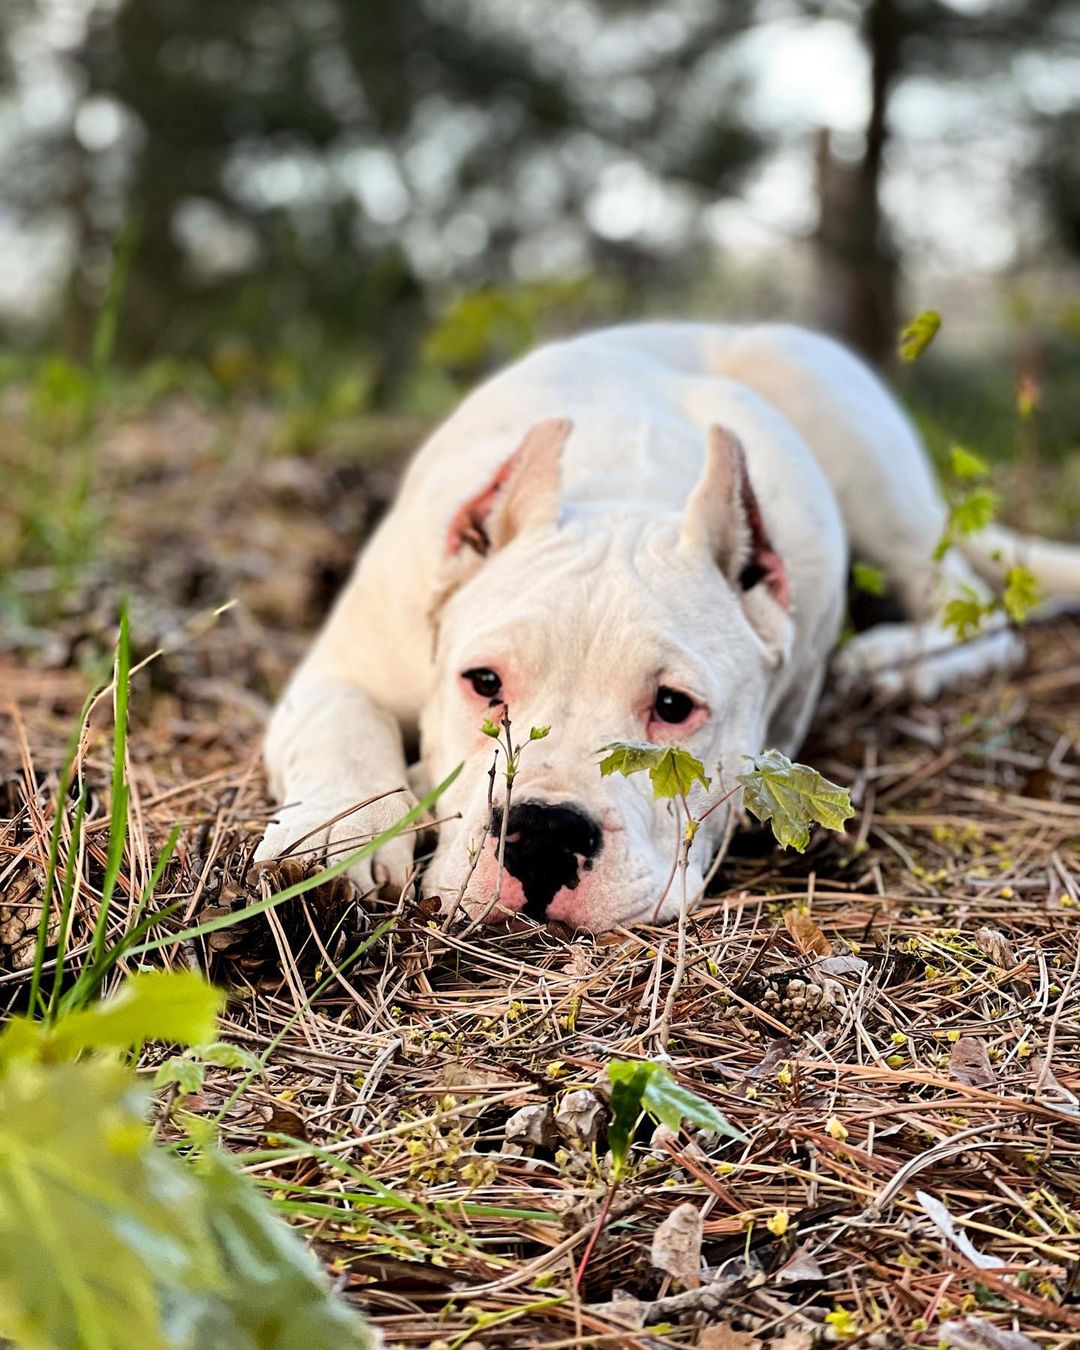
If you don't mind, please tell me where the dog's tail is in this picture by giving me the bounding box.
[960,524,1080,600]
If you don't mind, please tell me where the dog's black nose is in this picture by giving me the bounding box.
[491,800,602,919]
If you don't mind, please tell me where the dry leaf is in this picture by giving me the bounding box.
[699,1324,760,1350]
[591,1291,646,1331]
[772,1332,814,1350]
[949,1036,996,1088]
[562,943,593,977]
[260,1099,307,1140]
[746,1036,801,1080]
[773,1244,827,1283]
[438,1062,517,1094]
[916,1190,1003,1270]
[1031,1056,1080,1116]
[783,909,831,959]
[940,1316,1039,1350]
[974,928,1016,970]
[650,1201,703,1288]
[437,1062,522,1124]
[815,954,868,977]
[503,1103,556,1148]
[555,1088,605,1146]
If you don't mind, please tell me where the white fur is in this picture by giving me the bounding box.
[255,323,1078,929]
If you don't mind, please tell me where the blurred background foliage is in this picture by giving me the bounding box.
[0,0,1076,367]
[0,0,1078,555]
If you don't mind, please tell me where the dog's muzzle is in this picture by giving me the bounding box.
[489,799,603,920]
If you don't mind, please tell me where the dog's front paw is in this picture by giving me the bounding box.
[253,791,417,897]
[832,621,1025,702]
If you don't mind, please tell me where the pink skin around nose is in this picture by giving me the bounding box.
[467,834,604,927]
[469,838,527,921]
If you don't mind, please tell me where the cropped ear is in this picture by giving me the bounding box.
[431,418,572,624]
[681,426,792,662]
[445,417,571,559]
[681,425,790,606]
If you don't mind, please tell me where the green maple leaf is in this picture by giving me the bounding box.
[597,742,710,800]
[851,563,886,597]
[948,444,990,480]
[737,749,854,852]
[951,486,1000,537]
[1001,564,1040,624]
[941,587,990,640]
[898,310,941,362]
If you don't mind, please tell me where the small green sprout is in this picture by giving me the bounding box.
[933,440,1041,639]
[949,444,990,480]
[607,1059,745,1178]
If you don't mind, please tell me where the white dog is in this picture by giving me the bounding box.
[255,323,1080,930]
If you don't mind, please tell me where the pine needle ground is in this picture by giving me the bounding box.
[2,395,1079,1348]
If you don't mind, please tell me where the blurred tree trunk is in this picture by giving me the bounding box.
[814,0,901,366]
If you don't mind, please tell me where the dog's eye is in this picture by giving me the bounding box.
[463,667,503,700]
[653,686,695,724]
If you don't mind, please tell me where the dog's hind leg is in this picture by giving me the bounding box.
[707,323,1026,699]
[582,319,1027,699]
[830,603,1024,702]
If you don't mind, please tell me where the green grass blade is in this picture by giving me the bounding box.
[247,1174,554,1224]
[210,917,397,1126]
[46,788,88,1022]
[128,763,461,959]
[89,606,131,970]
[59,826,182,1016]
[242,1136,478,1252]
[130,824,180,928]
[26,685,99,1018]
[90,218,138,382]
[26,762,74,1019]
[56,898,186,1020]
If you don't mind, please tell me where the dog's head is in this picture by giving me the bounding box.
[420,418,794,930]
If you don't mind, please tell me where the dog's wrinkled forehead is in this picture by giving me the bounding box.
[432,416,793,680]
[437,514,764,691]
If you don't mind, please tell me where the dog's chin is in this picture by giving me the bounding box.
[427,835,697,933]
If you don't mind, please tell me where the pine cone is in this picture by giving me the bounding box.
[0,874,56,975]
[193,855,366,985]
[745,973,838,1031]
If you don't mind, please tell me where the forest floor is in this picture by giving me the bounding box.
[2,391,1080,1348]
